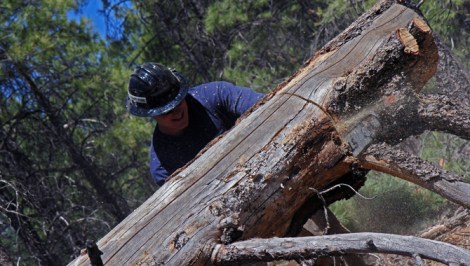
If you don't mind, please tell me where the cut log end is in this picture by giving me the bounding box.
[411,17,431,34]
[397,28,419,55]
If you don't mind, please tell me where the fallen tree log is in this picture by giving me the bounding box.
[69,0,469,265]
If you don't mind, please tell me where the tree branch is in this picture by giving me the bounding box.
[418,94,470,140]
[358,143,470,208]
[420,207,468,240]
[433,34,470,106]
[212,232,470,265]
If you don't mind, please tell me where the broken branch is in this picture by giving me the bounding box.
[358,143,470,208]
[418,94,470,140]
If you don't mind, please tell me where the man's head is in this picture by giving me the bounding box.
[126,62,188,117]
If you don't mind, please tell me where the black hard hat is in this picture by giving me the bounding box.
[126,62,189,117]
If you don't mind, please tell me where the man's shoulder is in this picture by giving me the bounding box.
[188,81,235,101]
[189,81,233,93]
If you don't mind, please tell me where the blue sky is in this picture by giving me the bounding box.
[68,1,107,37]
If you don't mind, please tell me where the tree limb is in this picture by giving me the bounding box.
[358,143,470,208]
[211,232,470,265]
[418,94,470,140]
[433,34,470,106]
[420,207,468,240]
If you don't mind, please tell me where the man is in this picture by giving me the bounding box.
[126,62,264,186]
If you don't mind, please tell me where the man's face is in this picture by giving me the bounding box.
[154,99,189,136]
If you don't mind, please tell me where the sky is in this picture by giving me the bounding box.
[68,1,107,37]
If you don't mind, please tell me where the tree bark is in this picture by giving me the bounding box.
[358,143,470,208]
[212,233,470,265]
[433,34,470,106]
[68,1,468,265]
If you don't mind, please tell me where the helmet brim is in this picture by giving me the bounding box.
[126,84,189,117]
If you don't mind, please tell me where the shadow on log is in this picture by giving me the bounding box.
[69,0,469,265]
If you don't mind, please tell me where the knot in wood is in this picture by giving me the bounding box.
[333,76,348,92]
[221,226,244,244]
[366,239,377,251]
[173,231,189,250]
[209,201,223,216]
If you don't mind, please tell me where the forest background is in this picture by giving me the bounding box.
[1,0,468,265]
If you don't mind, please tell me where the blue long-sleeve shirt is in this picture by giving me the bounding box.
[150,81,264,186]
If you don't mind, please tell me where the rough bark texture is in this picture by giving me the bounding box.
[433,35,470,106]
[417,94,470,140]
[68,1,468,265]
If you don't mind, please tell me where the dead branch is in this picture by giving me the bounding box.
[433,34,470,105]
[418,94,470,140]
[212,232,470,265]
[358,143,470,208]
[420,207,469,241]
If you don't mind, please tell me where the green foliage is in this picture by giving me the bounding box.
[128,0,370,91]
[421,0,470,65]
[331,132,468,234]
[330,171,448,234]
[203,1,321,90]
[314,0,373,25]
[1,0,154,264]
[205,1,249,32]
[420,132,469,181]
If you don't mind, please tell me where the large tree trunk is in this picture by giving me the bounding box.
[69,1,469,265]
